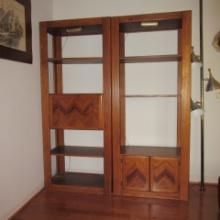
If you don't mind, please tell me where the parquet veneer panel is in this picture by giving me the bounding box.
[50,94,103,129]
[122,156,149,191]
[151,157,179,193]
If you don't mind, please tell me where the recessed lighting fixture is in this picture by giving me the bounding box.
[66,27,82,33]
[140,21,159,27]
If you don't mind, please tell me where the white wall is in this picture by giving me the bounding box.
[203,0,220,182]
[0,0,53,219]
[52,0,220,183]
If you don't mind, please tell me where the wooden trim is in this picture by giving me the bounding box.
[53,35,65,173]
[117,11,191,23]
[119,32,126,147]
[102,18,112,194]
[42,17,103,27]
[40,22,52,187]
[53,36,63,94]
[177,27,183,155]
[179,11,192,201]
[49,184,104,194]
[111,17,121,195]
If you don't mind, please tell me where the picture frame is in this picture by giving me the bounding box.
[0,0,32,63]
[212,31,220,52]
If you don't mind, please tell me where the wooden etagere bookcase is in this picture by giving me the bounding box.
[40,11,191,200]
[40,17,112,194]
[112,11,191,201]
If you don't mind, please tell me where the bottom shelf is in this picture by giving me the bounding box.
[51,172,104,188]
[121,145,180,157]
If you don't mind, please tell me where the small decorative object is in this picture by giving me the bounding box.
[191,46,201,63]
[212,31,220,52]
[0,0,32,63]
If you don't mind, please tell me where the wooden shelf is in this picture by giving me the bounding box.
[47,24,102,36]
[48,57,103,64]
[51,172,104,188]
[51,146,103,157]
[120,19,182,33]
[121,146,181,157]
[49,93,103,96]
[125,94,178,98]
[120,55,181,63]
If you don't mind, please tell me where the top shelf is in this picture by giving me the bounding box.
[47,24,102,36]
[120,19,182,33]
[48,57,103,64]
[46,18,182,36]
[120,55,181,63]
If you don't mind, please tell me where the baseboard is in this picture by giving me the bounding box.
[7,186,45,220]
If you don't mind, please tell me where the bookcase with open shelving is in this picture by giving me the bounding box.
[111,11,191,200]
[40,11,191,200]
[40,17,112,194]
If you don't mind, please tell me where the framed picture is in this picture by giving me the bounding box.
[0,0,32,63]
[212,31,220,52]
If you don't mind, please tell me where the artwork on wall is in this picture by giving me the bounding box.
[0,0,32,63]
[212,31,220,52]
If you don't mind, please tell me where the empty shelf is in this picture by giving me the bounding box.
[48,57,103,64]
[51,172,104,188]
[51,146,103,157]
[121,145,181,157]
[125,94,178,98]
[120,55,181,63]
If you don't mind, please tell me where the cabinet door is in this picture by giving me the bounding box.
[122,156,149,191]
[150,157,179,193]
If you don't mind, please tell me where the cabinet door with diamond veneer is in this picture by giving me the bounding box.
[50,94,103,129]
[122,156,149,191]
[151,157,179,193]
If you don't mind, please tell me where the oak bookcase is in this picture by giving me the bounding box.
[40,17,112,194]
[40,11,191,200]
[112,11,191,201]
